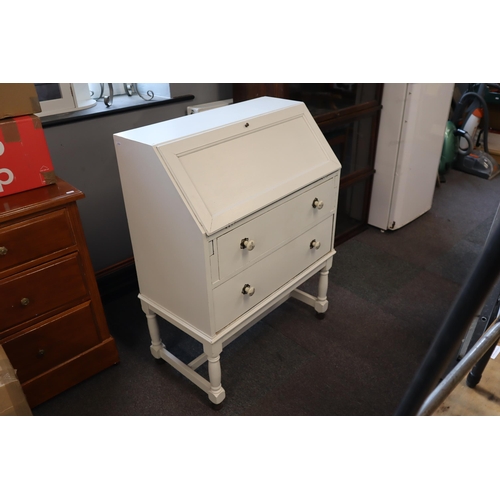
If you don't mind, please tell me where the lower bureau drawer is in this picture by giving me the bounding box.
[213,216,333,331]
[0,253,88,333]
[1,302,101,383]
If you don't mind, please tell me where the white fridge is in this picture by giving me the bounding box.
[368,83,454,231]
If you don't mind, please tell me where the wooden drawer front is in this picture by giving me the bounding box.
[213,216,333,331]
[1,303,101,383]
[216,176,336,281]
[0,209,75,274]
[0,254,88,332]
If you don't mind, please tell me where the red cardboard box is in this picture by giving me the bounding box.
[0,115,56,197]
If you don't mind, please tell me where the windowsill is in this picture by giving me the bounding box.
[40,93,195,128]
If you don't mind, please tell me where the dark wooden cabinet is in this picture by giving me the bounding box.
[233,83,384,244]
[0,178,119,408]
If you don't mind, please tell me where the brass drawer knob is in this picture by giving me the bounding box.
[242,284,255,296]
[0,246,7,256]
[312,198,324,210]
[20,297,30,306]
[37,349,45,358]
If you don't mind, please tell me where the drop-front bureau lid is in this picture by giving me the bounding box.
[115,97,341,235]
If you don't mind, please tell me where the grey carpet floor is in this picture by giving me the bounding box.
[32,168,500,416]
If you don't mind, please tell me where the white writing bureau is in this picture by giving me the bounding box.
[113,97,341,406]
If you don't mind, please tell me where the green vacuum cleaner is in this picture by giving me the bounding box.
[439,83,500,180]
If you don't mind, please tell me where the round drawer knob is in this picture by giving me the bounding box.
[20,297,30,306]
[312,198,324,210]
[37,349,45,358]
[0,246,7,256]
[240,238,255,251]
[310,239,321,250]
[242,284,255,296]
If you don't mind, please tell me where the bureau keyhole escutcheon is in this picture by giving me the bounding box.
[240,238,255,251]
[312,198,324,210]
[242,284,255,296]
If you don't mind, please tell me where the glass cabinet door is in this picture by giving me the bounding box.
[287,83,381,118]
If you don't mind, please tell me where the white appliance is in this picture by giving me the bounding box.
[368,83,454,231]
[113,97,341,405]
[187,98,233,114]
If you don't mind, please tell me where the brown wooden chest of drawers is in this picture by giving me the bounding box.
[0,178,119,408]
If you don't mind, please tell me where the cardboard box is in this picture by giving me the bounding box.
[488,101,500,131]
[0,345,32,416]
[0,115,56,197]
[487,130,500,164]
[0,83,41,120]
[488,129,500,150]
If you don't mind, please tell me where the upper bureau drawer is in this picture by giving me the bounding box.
[0,209,75,274]
[216,175,337,282]
[0,254,88,334]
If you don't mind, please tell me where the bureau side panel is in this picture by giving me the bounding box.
[114,139,212,335]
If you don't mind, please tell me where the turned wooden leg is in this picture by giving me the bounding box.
[141,301,164,360]
[205,344,226,405]
[208,355,222,392]
[315,264,330,319]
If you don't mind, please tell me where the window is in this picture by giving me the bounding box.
[88,83,170,102]
[35,83,171,117]
[35,83,97,117]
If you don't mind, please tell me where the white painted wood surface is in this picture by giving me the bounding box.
[213,217,334,331]
[216,176,337,281]
[114,97,342,404]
